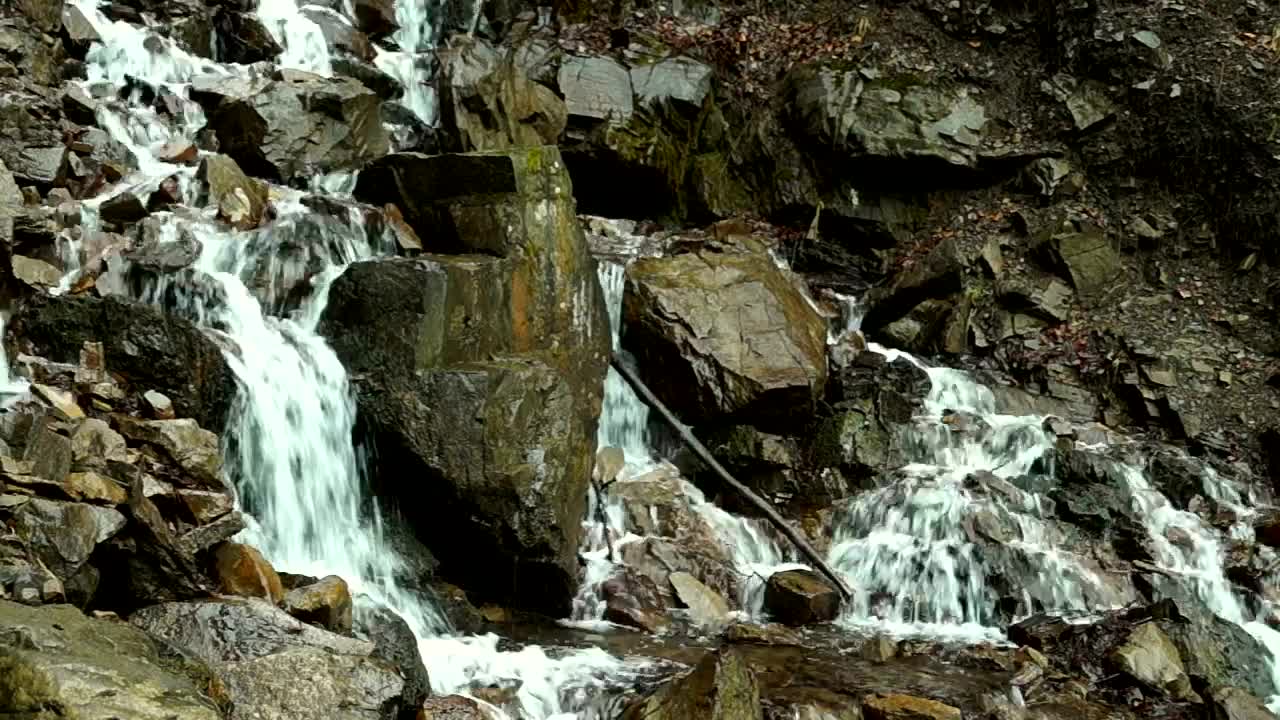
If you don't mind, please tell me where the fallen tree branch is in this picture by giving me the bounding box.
[610,352,853,600]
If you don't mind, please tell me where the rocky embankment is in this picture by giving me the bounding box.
[4,0,1280,718]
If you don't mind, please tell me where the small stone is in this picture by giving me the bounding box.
[76,342,106,384]
[31,384,84,421]
[65,471,128,505]
[1132,30,1162,49]
[669,571,730,628]
[158,142,199,165]
[213,541,284,604]
[143,390,176,420]
[283,575,353,633]
[861,635,898,662]
[863,693,961,720]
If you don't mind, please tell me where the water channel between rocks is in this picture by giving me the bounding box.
[46,0,1280,715]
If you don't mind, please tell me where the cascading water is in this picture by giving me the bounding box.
[822,293,1280,704]
[574,244,797,627]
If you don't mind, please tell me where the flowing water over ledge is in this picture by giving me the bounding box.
[48,0,1280,714]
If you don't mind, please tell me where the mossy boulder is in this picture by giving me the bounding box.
[0,599,223,720]
[326,146,609,615]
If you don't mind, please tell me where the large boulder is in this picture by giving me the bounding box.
[0,600,223,720]
[7,294,236,431]
[621,239,828,432]
[764,569,842,626]
[323,146,610,615]
[437,36,567,153]
[130,598,412,720]
[191,71,390,184]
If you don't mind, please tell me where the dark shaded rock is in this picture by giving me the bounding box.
[353,0,397,37]
[212,9,282,64]
[8,293,236,431]
[354,601,431,711]
[333,58,404,99]
[622,240,827,432]
[1208,686,1277,720]
[861,238,964,334]
[0,599,222,719]
[192,72,389,185]
[330,147,609,615]
[764,569,841,626]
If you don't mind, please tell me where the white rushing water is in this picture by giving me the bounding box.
[822,294,1280,702]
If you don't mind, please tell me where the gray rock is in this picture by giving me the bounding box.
[113,416,222,490]
[131,598,407,720]
[438,36,567,152]
[330,148,609,616]
[630,57,712,107]
[194,73,390,184]
[0,599,221,719]
[11,497,126,596]
[558,55,633,122]
[1109,622,1196,700]
[354,601,431,710]
[670,571,731,628]
[1054,229,1122,296]
[789,66,986,168]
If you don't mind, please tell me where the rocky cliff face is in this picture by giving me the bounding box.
[4,0,1280,718]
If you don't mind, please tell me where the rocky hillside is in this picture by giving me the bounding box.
[4,0,1280,718]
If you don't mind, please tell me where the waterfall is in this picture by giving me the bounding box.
[822,292,1280,705]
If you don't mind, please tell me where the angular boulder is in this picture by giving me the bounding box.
[0,600,222,720]
[622,648,762,720]
[354,602,431,711]
[764,569,842,626]
[284,574,353,633]
[1108,622,1196,700]
[324,147,610,615]
[437,37,567,153]
[130,598,411,720]
[622,241,827,431]
[7,294,236,431]
[213,541,284,604]
[193,72,390,184]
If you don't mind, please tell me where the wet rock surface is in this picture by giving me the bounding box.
[5,0,1280,717]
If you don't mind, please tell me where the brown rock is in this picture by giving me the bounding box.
[65,471,128,505]
[1209,686,1278,720]
[862,694,961,720]
[213,542,284,604]
[283,575,353,633]
[764,569,842,626]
